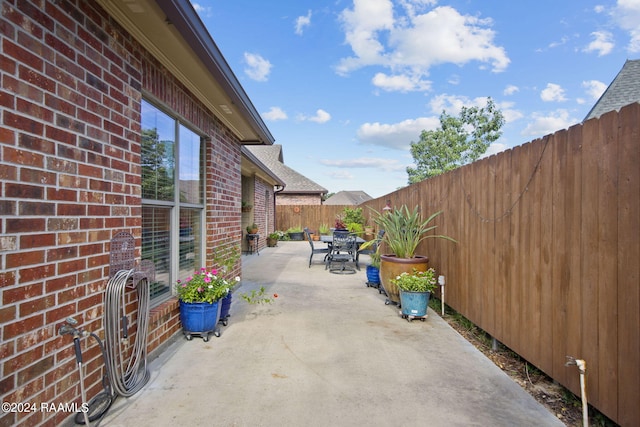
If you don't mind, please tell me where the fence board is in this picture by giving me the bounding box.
[538,135,554,374]
[596,111,619,415]
[274,104,639,425]
[494,149,511,343]
[580,117,601,400]
[550,129,570,386]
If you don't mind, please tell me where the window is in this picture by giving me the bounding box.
[141,100,204,302]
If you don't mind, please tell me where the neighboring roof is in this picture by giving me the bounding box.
[584,59,640,121]
[97,0,273,145]
[324,191,373,205]
[241,147,286,187]
[246,145,328,194]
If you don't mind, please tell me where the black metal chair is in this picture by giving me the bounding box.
[304,228,329,268]
[326,231,358,273]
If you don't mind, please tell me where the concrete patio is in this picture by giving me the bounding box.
[97,241,564,427]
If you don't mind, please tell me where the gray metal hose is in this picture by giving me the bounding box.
[104,269,150,397]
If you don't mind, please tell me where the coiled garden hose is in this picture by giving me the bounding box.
[104,269,150,397]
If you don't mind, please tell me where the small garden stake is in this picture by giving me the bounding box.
[438,275,445,317]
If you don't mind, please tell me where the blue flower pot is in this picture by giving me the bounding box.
[366,265,380,285]
[399,290,430,317]
[179,300,221,336]
[220,293,232,318]
[219,293,232,326]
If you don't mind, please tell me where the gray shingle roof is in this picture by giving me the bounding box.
[246,145,327,194]
[323,191,373,205]
[584,59,640,121]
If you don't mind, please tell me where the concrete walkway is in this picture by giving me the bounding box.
[99,242,564,427]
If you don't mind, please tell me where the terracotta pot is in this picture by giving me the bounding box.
[379,254,429,305]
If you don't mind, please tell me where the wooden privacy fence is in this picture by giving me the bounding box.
[276,103,639,426]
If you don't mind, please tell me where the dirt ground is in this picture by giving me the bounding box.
[433,301,617,427]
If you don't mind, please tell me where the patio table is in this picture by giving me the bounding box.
[321,234,365,273]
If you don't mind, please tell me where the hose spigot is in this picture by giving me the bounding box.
[59,317,82,336]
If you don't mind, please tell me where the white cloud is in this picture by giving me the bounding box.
[299,109,331,123]
[501,107,524,124]
[481,142,509,158]
[243,52,272,81]
[584,31,615,56]
[295,10,312,35]
[582,80,607,100]
[320,157,406,172]
[262,107,288,121]
[540,83,567,102]
[611,0,640,53]
[336,2,509,92]
[371,72,431,92]
[521,109,578,138]
[503,85,519,96]
[357,116,440,150]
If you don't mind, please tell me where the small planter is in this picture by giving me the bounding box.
[288,231,304,241]
[179,300,221,341]
[267,237,278,247]
[219,293,232,326]
[365,265,380,288]
[399,290,430,318]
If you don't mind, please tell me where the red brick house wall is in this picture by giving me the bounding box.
[0,1,243,425]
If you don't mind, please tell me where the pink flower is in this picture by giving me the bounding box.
[200,267,206,272]
[181,283,187,288]
[211,268,218,275]
[197,287,204,292]
[204,276,211,283]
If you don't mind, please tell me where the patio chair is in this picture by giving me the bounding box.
[304,228,330,268]
[326,231,359,273]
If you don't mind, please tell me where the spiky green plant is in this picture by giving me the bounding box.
[371,204,456,258]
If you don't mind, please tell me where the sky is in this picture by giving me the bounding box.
[191,0,640,198]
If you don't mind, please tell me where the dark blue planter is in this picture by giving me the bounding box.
[220,293,232,319]
[366,265,380,285]
[219,293,232,326]
[179,300,221,335]
[399,290,430,317]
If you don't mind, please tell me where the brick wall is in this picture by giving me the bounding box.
[0,1,243,425]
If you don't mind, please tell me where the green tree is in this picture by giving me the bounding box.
[406,98,504,183]
[141,128,174,200]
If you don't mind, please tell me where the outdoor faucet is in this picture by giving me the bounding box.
[58,317,85,337]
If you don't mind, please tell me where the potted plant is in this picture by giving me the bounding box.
[370,204,455,305]
[391,268,437,320]
[175,267,240,341]
[241,201,252,212]
[287,226,304,241]
[365,249,381,288]
[267,232,279,247]
[333,218,347,231]
[318,223,330,236]
[246,223,258,234]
